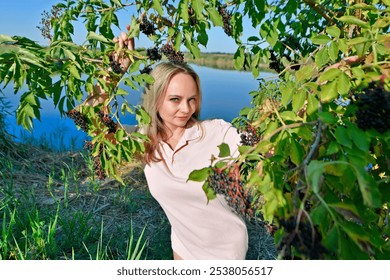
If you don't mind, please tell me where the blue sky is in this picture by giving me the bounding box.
[0,0,256,53]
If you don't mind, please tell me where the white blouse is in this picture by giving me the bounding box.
[144,119,248,259]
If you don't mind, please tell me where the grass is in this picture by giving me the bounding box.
[0,135,172,260]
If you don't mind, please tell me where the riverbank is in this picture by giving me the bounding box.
[184,52,271,72]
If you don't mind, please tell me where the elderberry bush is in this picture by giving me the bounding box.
[85,141,106,180]
[355,82,390,133]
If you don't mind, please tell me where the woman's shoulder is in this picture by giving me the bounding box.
[200,118,233,129]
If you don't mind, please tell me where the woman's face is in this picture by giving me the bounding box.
[158,72,198,132]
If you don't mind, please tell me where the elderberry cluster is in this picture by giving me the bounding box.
[85,141,106,180]
[217,5,233,37]
[109,55,123,74]
[207,167,253,220]
[147,47,162,61]
[66,109,89,132]
[278,216,328,259]
[140,65,153,74]
[239,125,260,146]
[160,43,184,63]
[269,50,284,73]
[139,17,156,36]
[355,82,390,133]
[98,111,117,133]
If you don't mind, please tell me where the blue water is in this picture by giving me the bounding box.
[2,65,273,151]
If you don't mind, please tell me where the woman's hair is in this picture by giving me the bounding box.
[141,62,202,164]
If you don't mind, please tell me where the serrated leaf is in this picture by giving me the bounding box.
[290,138,303,165]
[311,34,331,45]
[68,65,80,80]
[326,25,341,38]
[179,0,189,23]
[347,124,370,152]
[187,167,211,182]
[315,46,329,68]
[292,91,306,112]
[152,0,164,15]
[318,111,337,124]
[86,31,110,43]
[335,126,352,148]
[328,41,339,61]
[218,143,230,158]
[207,7,223,27]
[337,72,350,96]
[338,16,369,28]
[320,80,338,102]
[295,65,314,83]
[280,83,294,108]
[234,46,245,70]
[319,68,342,83]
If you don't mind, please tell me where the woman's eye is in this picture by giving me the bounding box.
[170,98,179,102]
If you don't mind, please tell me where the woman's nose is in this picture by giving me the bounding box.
[180,101,190,113]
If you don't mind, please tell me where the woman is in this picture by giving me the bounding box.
[86,28,248,260]
[141,62,248,260]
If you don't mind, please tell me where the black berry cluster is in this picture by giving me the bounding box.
[146,47,162,61]
[207,165,253,220]
[66,109,89,132]
[160,43,184,63]
[98,110,117,133]
[140,65,153,74]
[85,141,106,180]
[217,5,233,37]
[355,82,390,133]
[269,50,284,73]
[139,16,156,36]
[239,125,260,146]
[109,55,123,74]
[277,216,328,259]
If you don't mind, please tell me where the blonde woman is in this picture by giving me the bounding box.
[87,29,248,260]
[141,62,248,260]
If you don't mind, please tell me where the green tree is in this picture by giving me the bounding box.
[1,0,389,259]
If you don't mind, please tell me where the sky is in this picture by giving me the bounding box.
[0,0,256,53]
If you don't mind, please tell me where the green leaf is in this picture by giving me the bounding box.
[292,90,306,112]
[188,167,211,182]
[152,0,164,15]
[320,80,338,103]
[338,16,369,28]
[218,143,230,158]
[280,83,294,108]
[328,41,339,61]
[326,25,341,38]
[311,34,331,45]
[202,182,217,202]
[178,0,189,23]
[318,111,337,124]
[0,34,17,44]
[347,124,370,152]
[280,111,300,122]
[207,7,223,27]
[335,126,352,148]
[315,46,329,68]
[68,65,80,80]
[307,160,326,193]
[86,31,110,43]
[337,72,350,96]
[191,0,204,20]
[234,46,245,70]
[290,138,303,165]
[295,65,314,83]
[319,68,342,83]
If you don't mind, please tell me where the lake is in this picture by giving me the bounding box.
[2,65,274,151]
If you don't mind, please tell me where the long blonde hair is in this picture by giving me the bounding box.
[141,62,202,164]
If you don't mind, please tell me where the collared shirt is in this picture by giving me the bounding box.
[144,119,248,260]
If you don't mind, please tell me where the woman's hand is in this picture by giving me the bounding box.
[110,24,135,74]
[84,25,135,107]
